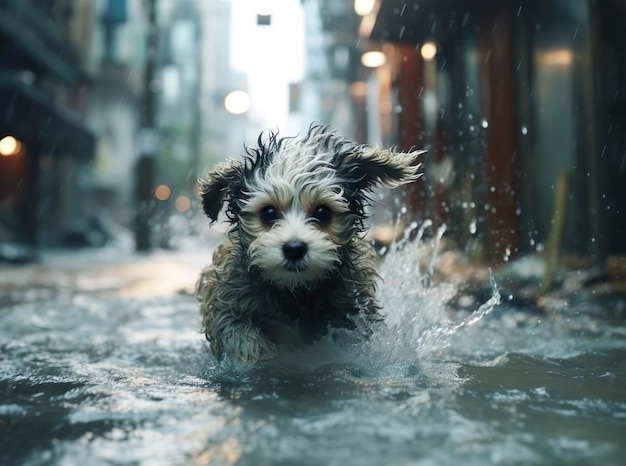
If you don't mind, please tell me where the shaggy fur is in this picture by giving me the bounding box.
[196,125,423,365]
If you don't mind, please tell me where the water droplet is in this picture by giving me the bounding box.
[521,126,528,135]
[480,118,489,128]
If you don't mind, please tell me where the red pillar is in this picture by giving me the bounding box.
[394,44,427,221]
[481,5,520,263]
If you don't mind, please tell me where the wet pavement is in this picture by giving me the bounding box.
[0,242,215,305]
[1,236,625,466]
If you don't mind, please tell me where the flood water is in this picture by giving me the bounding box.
[1,237,625,466]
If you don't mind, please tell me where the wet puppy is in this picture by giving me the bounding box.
[196,125,423,365]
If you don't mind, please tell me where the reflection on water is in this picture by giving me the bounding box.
[0,241,625,466]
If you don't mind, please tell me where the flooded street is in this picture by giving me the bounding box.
[1,239,625,466]
[1,0,625,464]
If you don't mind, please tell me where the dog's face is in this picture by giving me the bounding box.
[199,125,423,290]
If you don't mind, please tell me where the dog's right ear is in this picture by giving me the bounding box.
[198,160,242,222]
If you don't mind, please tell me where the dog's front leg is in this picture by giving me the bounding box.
[215,317,278,366]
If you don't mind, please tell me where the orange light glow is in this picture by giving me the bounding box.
[175,195,191,212]
[420,42,437,61]
[349,81,368,98]
[537,49,574,67]
[155,184,171,201]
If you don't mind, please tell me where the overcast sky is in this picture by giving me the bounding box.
[229,0,305,133]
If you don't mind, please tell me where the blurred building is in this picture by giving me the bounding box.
[0,0,96,257]
[302,0,626,263]
[197,0,243,173]
[300,0,366,140]
[3,0,623,267]
[85,0,150,235]
[0,0,266,257]
[157,0,256,244]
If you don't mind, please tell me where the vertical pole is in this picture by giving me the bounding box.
[581,0,603,259]
[190,13,202,195]
[135,0,157,251]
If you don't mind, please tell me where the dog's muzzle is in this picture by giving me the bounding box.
[282,240,308,268]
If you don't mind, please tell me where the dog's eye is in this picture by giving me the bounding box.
[311,205,332,224]
[260,206,280,224]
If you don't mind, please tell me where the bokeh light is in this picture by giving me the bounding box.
[0,136,22,156]
[224,90,251,114]
[154,184,171,201]
[174,195,191,212]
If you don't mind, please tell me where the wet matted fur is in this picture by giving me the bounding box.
[196,125,423,365]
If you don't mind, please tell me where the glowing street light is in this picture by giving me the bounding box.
[224,90,251,115]
[0,136,22,157]
[361,50,386,68]
[420,41,437,62]
[354,0,375,16]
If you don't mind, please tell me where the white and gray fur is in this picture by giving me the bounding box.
[196,125,423,366]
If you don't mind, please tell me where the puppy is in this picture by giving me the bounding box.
[196,125,423,365]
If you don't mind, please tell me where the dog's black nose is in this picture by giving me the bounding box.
[282,240,308,262]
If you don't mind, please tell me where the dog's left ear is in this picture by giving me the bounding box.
[198,160,242,222]
[338,147,425,191]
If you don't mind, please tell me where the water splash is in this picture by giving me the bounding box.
[374,222,499,361]
[274,221,501,373]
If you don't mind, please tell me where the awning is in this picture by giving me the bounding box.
[0,77,95,160]
[369,0,458,44]
[0,0,83,86]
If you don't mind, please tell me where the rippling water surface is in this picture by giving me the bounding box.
[1,240,625,465]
